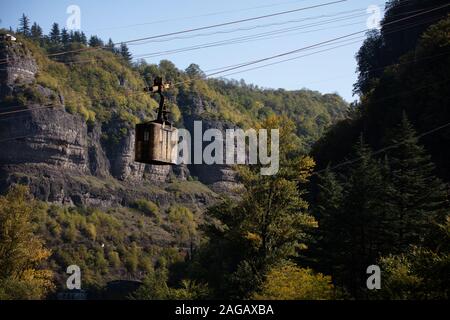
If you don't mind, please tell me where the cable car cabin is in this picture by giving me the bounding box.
[135,121,178,165]
[135,77,178,165]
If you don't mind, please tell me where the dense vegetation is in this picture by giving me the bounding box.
[1,0,449,300]
[308,0,450,299]
[1,15,348,150]
[0,185,205,298]
[0,12,348,299]
[313,0,450,178]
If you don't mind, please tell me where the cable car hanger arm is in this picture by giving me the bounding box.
[144,76,171,124]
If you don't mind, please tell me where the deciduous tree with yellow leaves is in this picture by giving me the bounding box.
[194,115,318,298]
[0,185,54,300]
[253,261,335,300]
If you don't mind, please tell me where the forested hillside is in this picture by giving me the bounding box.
[0,13,347,299]
[308,0,450,299]
[312,0,450,179]
[1,0,449,301]
[0,26,348,149]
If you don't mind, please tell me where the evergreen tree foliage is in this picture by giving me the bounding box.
[17,13,30,36]
[185,63,205,79]
[385,113,449,251]
[120,43,132,63]
[312,119,448,298]
[192,115,317,298]
[49,22,60,44]
[80,31,87,45]
[313,167,344,277]
[337,137,391,296]
[89,35,104,47]
[106,38,116,53]
[376,215,450,300]
[30,22,43,42]
[60,28,70,46]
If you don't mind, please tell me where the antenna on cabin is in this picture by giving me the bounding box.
[144,76,171,124]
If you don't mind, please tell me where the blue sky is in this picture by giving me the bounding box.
[0,0,387,101]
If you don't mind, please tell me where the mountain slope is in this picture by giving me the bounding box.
[0,29,348,291]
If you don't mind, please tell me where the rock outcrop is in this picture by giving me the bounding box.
[183,111,240,194]
[0,39,37,93]
[0,37,235,208]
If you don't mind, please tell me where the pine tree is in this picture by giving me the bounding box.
[120,43,132,63]
[386,113,449,252]
[30,22,43,42]
[105,38,117,54]
[70,30,84,44]
[49,22,60,44]
[69,30,78,43]
[314,167,344,278]
[88,35,104,47]
[105,38,114,49]
[80,32,87,45]
[339,136,391,297]
[61,28,70,46]
[185,63,205,79]
[18,14,30,36]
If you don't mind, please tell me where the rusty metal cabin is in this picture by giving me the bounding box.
[134,77,178,165]
[135,121,177,165]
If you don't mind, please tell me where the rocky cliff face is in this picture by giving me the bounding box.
[0,40,37,91]
[183,115,240,194]
[0,40,222,208]
[0,106,213,207]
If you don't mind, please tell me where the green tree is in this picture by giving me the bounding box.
[385,113,449,251]
[195,115,317,298]
[376,215,450,300]
[80,31,87,45]
[185,63,205,79]
[168,206,197,252]
[120,43,132,63]
[0,186,54,299]
[131,267,170,300]
[89,35,104,47]
[106,38,116,52]
[30,22,43,42]
[313,167,344,277]
[60,28,70,46]
[124,242,140,274]
[253,261,335,300]
[337,136,392,297]
[107,250,121,269]
[18,14,30,36]
[49,22,60,44]
[70,30,81,43]
[133,199,159,217]
[354,30,383,95]
[132,267,208,300]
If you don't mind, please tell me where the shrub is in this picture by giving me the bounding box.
[107,250,121,269]
[253,261,335,300]
[133,199,159,217]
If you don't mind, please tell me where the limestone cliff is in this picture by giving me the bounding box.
[0,38,217,209]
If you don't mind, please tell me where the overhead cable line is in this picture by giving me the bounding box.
[206,14,446,77]
[0,0,347,63]
[0,4,449,118]
[85,0,314,32]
